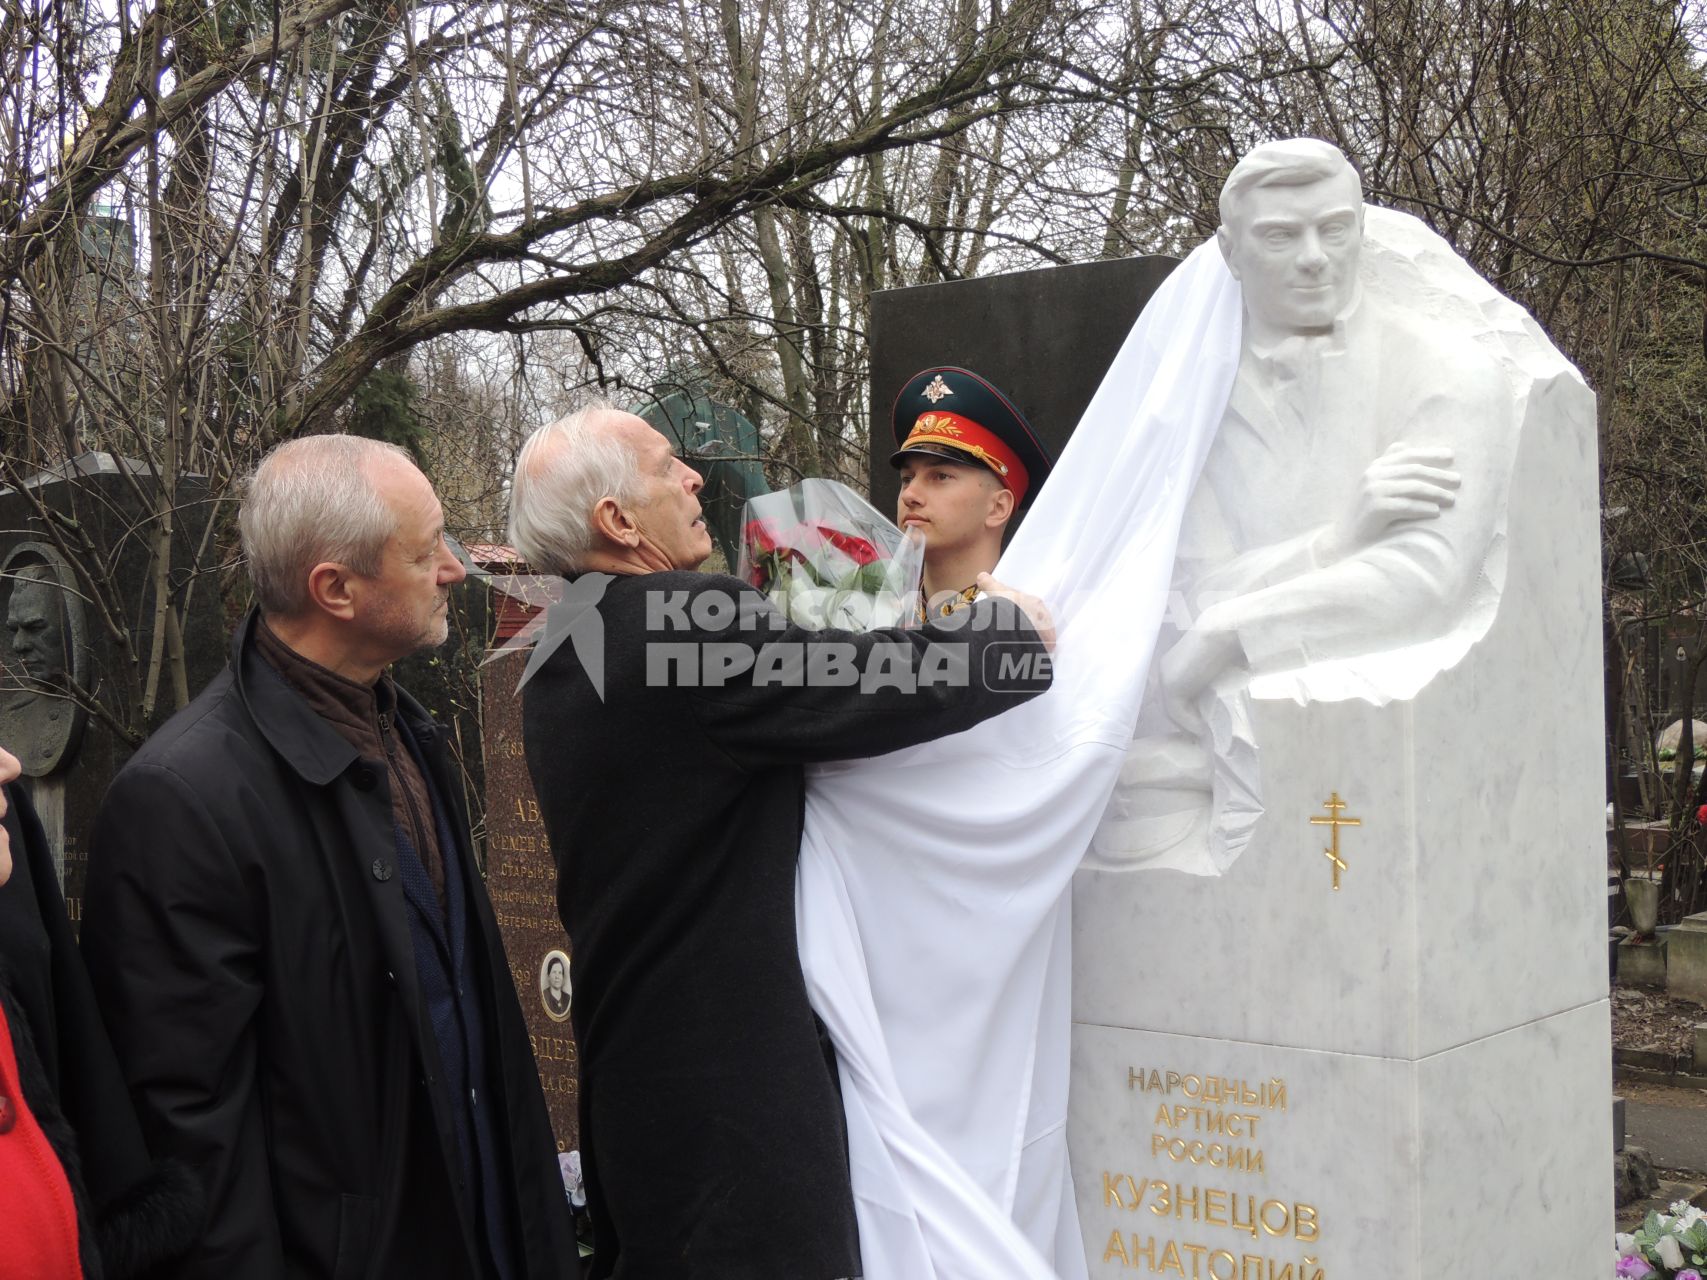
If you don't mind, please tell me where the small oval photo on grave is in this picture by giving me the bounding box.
[539,949,572,1023]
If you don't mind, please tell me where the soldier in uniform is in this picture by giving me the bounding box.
[889,366,1054,620]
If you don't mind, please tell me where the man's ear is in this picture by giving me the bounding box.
[1215,225,1239,278]
[590,496,640,548]
[305,561,358,622]
[986,484,1016,529]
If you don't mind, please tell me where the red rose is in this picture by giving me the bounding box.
[814,524,880,565]
[744,519,783,555]
[1697,803,1707,825]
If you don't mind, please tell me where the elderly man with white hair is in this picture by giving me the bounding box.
[506,401,1054,1280]
[83,436,578,1280]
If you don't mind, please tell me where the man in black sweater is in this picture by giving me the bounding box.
[507,402,1054,1278]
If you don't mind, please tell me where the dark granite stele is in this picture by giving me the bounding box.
[867,255,1179,527]
[0,455,225,929]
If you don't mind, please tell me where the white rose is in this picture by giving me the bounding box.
[1656,1234,1686,1269]
[1617,1232,1638,1257]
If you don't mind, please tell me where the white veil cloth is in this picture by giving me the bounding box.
[794,238,1243,1279]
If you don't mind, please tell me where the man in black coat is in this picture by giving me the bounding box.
[82,436,577,1280]
[506,404,1055,1278]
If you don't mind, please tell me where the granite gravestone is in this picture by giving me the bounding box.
[0,455,224,926]
[867,255,1178,522]
[1067,149,1610,1277]
[480,573,580,1152]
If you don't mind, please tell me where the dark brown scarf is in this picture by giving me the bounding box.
[254,619,446,908]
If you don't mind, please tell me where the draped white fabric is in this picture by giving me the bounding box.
[795,239,1243,1278]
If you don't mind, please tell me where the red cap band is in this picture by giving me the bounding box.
[900,410,1031,504]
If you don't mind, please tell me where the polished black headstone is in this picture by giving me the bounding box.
[0,455,226,926]
[868,255,1179,524]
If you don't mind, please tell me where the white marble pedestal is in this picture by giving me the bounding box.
[1069,357,1611,1274]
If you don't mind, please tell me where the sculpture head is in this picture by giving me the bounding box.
[1217,139,1364,342]
[6,566,67,685]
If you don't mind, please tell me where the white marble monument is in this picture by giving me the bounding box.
[1069,141,1611,1276]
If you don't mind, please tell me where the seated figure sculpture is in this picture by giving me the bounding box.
[1093,138,1519,870]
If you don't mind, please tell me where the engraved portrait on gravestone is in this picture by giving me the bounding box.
[540,949,572,1024]
[0,543,88,777]
[1091,139,1520,872]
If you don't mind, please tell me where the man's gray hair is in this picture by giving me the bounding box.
[239,435,414,616]
[1219,138,1362,230]
[508,400,644,575]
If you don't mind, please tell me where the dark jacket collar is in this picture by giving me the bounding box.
[253,615,400,763]
[228,608,440,786]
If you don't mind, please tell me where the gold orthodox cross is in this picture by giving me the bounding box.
[1309,792,1361,891]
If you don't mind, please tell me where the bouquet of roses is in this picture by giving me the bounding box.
[737,478,924,631]
[1617,1203,1707,1277]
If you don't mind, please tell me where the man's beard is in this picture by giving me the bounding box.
[371,598,450,662]
[417,607,451,651]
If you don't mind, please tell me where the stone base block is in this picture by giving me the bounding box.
[1668,914,1707,1002]
[1070,1002,1612,1277]
[1621,937,1668,988]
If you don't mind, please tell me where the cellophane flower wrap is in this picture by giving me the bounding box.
[1616,1203,1707,1277]
[737,479,924,631]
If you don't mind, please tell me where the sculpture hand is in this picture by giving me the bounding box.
[1319,442,1460,563]
[1159,621,1241,733]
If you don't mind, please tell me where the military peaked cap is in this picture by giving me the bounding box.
[889,366,1053,505]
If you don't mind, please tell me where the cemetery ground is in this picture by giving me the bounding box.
[1614,986,1707,1227]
